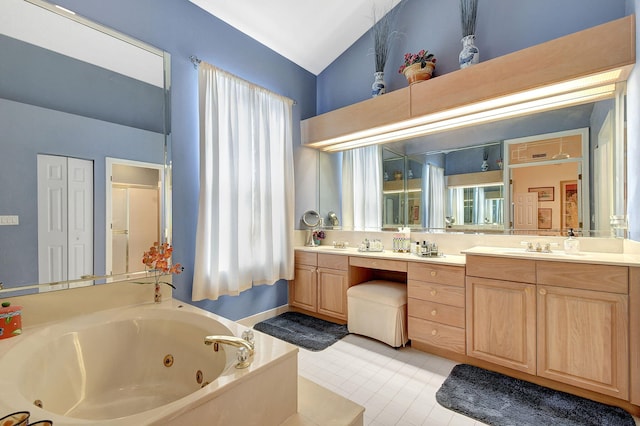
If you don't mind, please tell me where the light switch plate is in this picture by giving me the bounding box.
[0,215,19,225]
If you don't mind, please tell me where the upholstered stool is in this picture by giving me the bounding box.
[347,280,408,348]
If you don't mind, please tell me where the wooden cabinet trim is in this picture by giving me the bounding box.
[289,266,318,312]
[317,267,348,321]
[536,261,628,294]
[318,253,349,270]
[408,298,465,328]
[537,284,629,399]
[349,256,407,272]
[408,317,466,354]
[407,262,465,287]
[408,280,465,308]
[466,276,537,375]
[630,268,640,405]
[295,250,317,266]
[466,255,536,283]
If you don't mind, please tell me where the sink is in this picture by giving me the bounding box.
[491,248,583,257]
[312,245,351,252]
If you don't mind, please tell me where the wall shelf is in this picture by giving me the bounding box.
[301,15,635,151]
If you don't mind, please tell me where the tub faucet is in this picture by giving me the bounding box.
[204,334,255,368]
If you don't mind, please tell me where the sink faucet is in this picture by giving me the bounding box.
[204,333,255,368]
[521,241,555,253]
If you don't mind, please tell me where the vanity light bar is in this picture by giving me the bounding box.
[312,70,622,152]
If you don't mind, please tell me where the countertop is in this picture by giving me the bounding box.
[462,246,640,267]
[295,245,466,266]
[296,245,640,268]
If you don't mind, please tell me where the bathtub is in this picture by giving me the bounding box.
[0,301,298,425]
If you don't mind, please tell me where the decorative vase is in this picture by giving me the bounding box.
[403,62,435,85]
[371,71,386,97]
[481,160,489,171]
[459,34,479,69]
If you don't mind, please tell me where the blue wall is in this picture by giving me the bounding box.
[53,0,317,320]
[47,0,636,321]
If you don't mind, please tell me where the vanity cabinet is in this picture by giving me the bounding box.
[536,261,629,399]
[465,256,537,374]
[631,268,640,406]
[289,251,348,322]
[407,262,466,354]
[317,254,349,321]
[290,251,318,312]
[466,255,631,400]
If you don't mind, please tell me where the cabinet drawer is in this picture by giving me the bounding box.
[537,261,628,294]
[318,253,349,270]
[408,317,465,354]
[408,262,464,287]
[408,280,465,307]
[295,251,317,266]
[408,298,465,328]
[466,255,536,283]
[349,256,407,272]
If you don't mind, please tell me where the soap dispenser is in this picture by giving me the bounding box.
[564,228,580,254]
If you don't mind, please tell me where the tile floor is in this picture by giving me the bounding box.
[297,334,640,426]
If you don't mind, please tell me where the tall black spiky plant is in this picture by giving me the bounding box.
[372,4,399,73]
[460,0,478,37]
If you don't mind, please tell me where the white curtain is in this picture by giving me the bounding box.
[472,188,486,224]
[422,164,445,228]
[342,146,382,230]
[193,62,294,301]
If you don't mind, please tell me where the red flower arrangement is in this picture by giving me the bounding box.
[141,242,183,302]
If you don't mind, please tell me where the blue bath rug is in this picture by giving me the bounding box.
[253,312,348,351]
[436,364,635,426]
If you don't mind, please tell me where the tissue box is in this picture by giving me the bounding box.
[0,304,22,339]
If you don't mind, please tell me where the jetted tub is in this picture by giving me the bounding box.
[0,301,298,425]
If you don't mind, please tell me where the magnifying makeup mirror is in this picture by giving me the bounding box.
[301,210,320,246]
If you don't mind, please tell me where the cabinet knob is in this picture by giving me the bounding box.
[431,329,438,336]
[430,289,437,296]
[430,271,437,277]
[539,288,547,295]
[431,310,437,316]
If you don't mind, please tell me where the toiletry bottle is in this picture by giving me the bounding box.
[564,228,580,254]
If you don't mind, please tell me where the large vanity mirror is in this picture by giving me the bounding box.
[318,90,626,237]
[0,0,171,294]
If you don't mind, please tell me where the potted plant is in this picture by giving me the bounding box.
[371,5,399,97]
[459,0,480,68]
[398,50,436,84]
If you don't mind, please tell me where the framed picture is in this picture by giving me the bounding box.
[529,186,555,202]
[561,180,579,230]
[538,208,552,229]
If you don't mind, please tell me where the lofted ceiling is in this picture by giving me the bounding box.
[188,0,403,75]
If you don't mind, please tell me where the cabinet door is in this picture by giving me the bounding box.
[537,285,629,399]
[466,276,536,374]
[290,265,317,312]
[317,268,348,321]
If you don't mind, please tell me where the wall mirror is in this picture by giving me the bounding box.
[0,0,171,295]
[318,90,626,237]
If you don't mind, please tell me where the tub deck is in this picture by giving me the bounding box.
[284,377,364,426]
